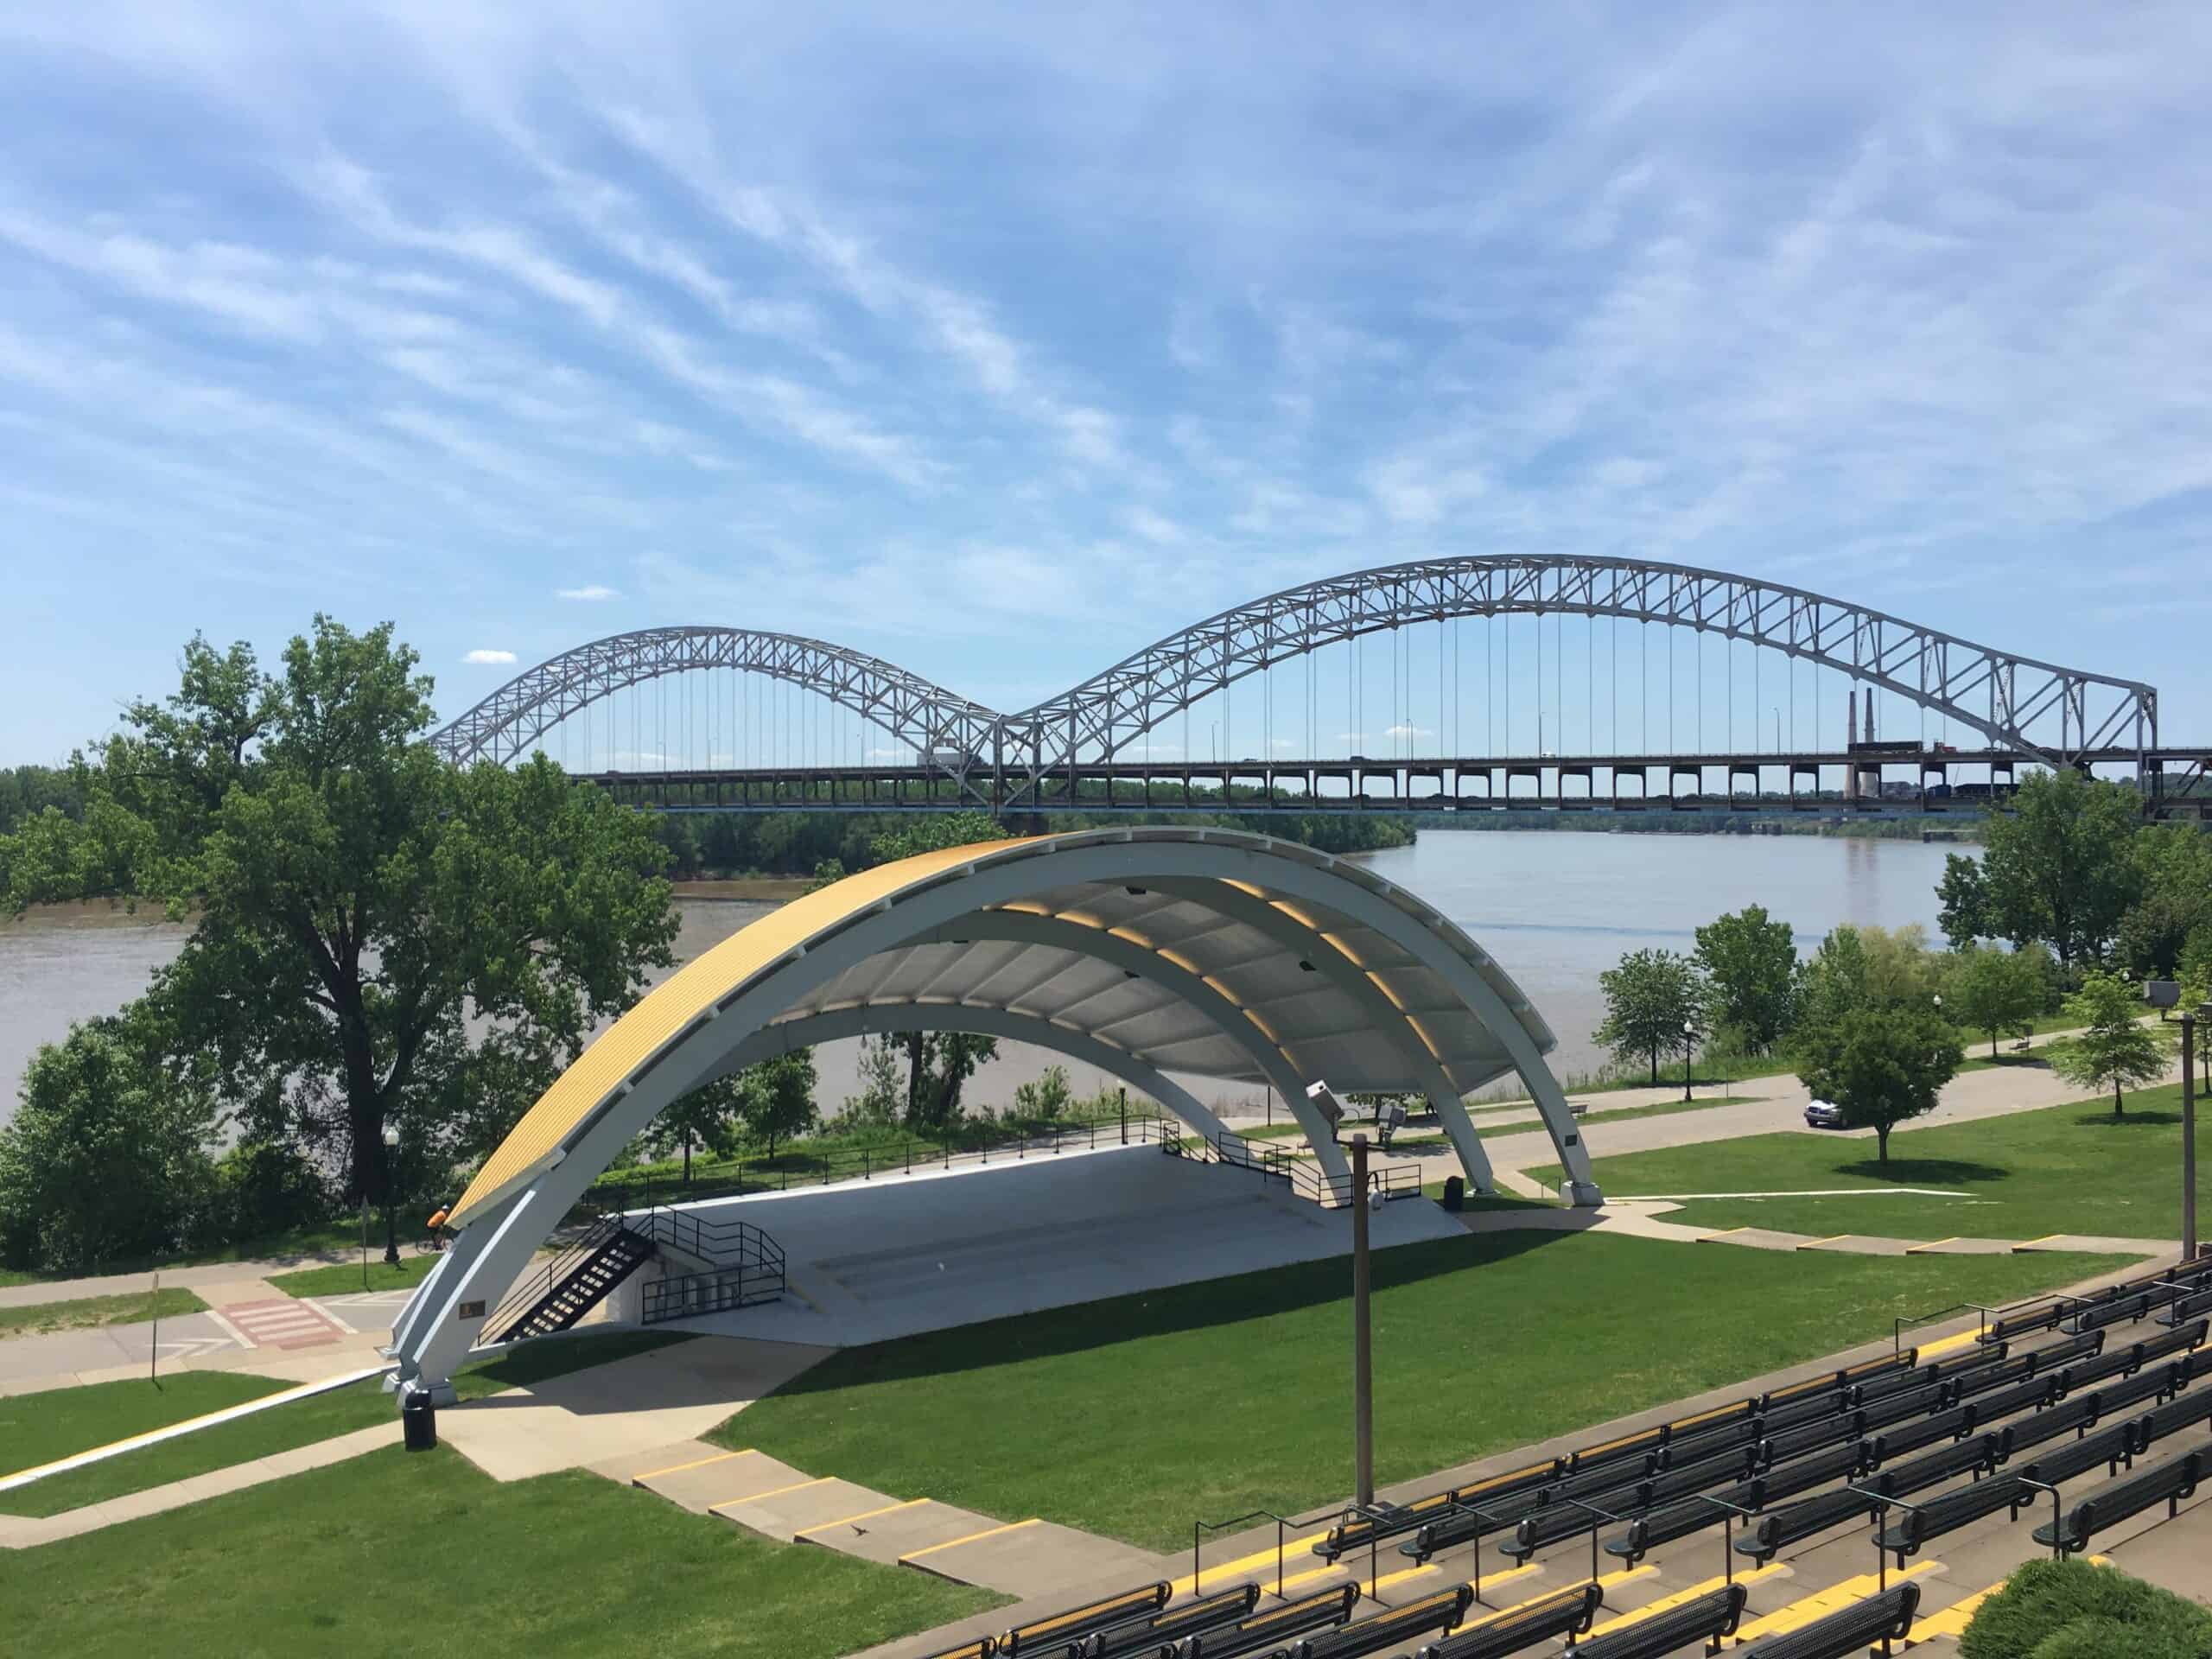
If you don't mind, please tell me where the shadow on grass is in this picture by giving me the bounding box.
[753,1230,1574,1403]
[1831,1157,2012,1186]
[2069,1109,2183,1128]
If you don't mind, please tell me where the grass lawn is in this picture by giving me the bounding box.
[267,1252,441,1298]
[0,1444,1003,1659]
[1526,1084,2212,1241]
[722,1230,2115,1553]
[2,1330,683,1517]
[0,1287,208,1341]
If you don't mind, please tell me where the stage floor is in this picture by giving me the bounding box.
[646,1144,1466,1348]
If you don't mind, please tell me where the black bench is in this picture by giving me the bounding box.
[1734,1584,1919,1659]
[1865,1402,1974,1464]
[1565,1582,1747,1658]
[1755,1440,1868,1505]
[1955,1374,2060,1434]
[2135,1377,2212,1444]
[1410,1582,1604,1659]
[1088,1585,1258,1658]
[1981,1301,2066,1344]
[1315,1460,1560,1560]
[1180,1585,1357,1658]
[2082,1356,2193,1421]
[1739,1433,2000,1562]
[1853,1382,1948,1433]
[2018,1328,2107,1373]
[1277,1583,1472,1659]
[1501,1442,1760,1563]
[1941,1351,2039,1405]
[2134,1318,2208,1365]
[2070,1292,2154,1335]
[1605,1477,1767,1566]
[922,1640,995,1659]
[2012,1418,2142,1491]
[2032,1445,2206,1555]
[1758,1411,1866,1468]
[2160,1289,2212,1325]
[1002,1584,1173,1655]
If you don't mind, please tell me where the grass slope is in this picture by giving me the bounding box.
[1529,1085,2212,1240]
[0,1445,1001,1659]
[267,1253,441,1297]
[722,1230,2114,1553]
[3,1330,683,1518]
[0,1287,207,1340]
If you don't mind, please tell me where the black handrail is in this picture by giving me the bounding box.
[1208,1131,1423,1209]
[485,1212,623,1342]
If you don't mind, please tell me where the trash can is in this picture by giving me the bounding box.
[1441,1175,1464,1213]
[402,1391,437,1452]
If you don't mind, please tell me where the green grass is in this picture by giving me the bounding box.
[0,1287,208,1341]
[0,1370,292,1480]
[722,1230,2116,1553]
[1527,1084,2212,1241]
[2,1330,684,1517]
[266,1253,441,1297]
[0,1443,1004,1659]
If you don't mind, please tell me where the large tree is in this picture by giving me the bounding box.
[2114,823,2212,979]
[1593,948,1707,1085]
[1944,943,2050,1059]
[736,1049,819,1156]
[0,1008,219,1271]
[1,620,680,1204]
[2050,970,2169,1117]
[1796,1005,1963,1166]
[1693,904,1798,1054]
[1974,770,2143,967]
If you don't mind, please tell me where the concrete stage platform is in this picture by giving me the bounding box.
[650,1144,1465,1349]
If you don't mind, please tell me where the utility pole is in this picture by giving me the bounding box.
[2185,1006,2202,1262]
[1351,1133,1375,1510]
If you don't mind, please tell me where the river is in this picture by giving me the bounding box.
[0,830,1955,1125]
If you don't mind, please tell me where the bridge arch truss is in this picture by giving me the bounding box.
[430,558,2157,791]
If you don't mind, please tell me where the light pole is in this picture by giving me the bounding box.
[2182,1002,2196,1260]
[1682,1021,1695,1103]
[381,1123,402,1268]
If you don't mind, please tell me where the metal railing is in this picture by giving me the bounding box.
[485,1212,625,1343]
[639,1211,785,1324]
[586,1107,1176,1217]
[1206,1131,1424,1208]
[1192,1503,1371,1604]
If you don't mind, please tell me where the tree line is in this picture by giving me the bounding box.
[1594,771,2192,1162]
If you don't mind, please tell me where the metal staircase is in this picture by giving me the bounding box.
[486,1216,657,1344]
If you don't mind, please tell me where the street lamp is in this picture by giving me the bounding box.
[1682,1021,1696,1103]
[2184,1003,2208,1263]
[381,1123,402,1268]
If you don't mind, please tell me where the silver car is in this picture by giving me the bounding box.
[1804,1099,1846,1129]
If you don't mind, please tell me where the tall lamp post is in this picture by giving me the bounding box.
[2184,1003,2206,1264]
[1682,1021,1695,1103]
[381,1123,402,1268]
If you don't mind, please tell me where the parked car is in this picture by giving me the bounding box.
[1804,1099,1846,1129]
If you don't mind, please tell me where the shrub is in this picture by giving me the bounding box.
[213,1140,334,1240]
[1961,1558,2212,1659]
[1013,1065,1072,1120]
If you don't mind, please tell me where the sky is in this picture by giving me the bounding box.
[3,3,2209,765]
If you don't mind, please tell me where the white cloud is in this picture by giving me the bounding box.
[463,648,518,664]
[556,584,619,601]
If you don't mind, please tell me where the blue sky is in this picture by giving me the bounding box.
[3,3,2209,764]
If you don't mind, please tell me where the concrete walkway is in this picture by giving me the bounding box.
[603,1436,1163,1599]
[0,1421,398,1550]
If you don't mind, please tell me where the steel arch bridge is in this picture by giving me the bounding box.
[431,556,2158,800]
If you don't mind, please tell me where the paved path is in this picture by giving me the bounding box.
[0,1243,442,1311]
[0,1421,399,1550]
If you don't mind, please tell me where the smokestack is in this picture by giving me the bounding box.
[1866,688,1876,743]
[1847,688,1859,801]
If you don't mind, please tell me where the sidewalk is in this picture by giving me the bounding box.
[0,1245,439,1313]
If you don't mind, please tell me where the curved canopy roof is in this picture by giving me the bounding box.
[447,826,1561,1228]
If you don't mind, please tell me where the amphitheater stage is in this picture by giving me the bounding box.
[642,1143,1466,1349]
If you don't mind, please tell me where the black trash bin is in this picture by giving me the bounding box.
[1441,1175,1464,1213]
[402,1391,437,1452]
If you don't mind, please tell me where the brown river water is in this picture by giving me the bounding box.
[0,831,1955,1124]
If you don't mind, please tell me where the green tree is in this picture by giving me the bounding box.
[2050,969,2169,1117]
[1692,905,1798,1054]
[905,1033,1001,1132]
[1795,1004,1963,1166]
[1592,949,1707,1085]
[0,620,680,1204]
[736,1049,818,1156]
[1944,944,2050,1058]
[653,1080,741,1185]
[1014,1064,1074,1121]
[0,1011,219,1271]
[1974,770,2143,967]
[2114,822,2212,978]
[1936,853,1991,949]
[1794,925,1872,1037]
